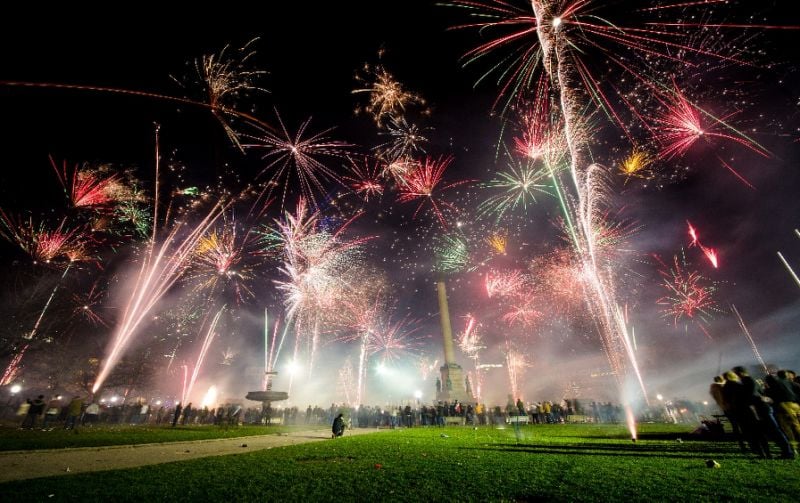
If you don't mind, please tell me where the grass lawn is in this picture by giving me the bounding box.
[2,423,798,501]
[0,424,291,451]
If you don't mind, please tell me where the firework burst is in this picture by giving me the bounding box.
[396,156,471,227]
[366,315,425,364]
[503,297,542,328]
[477,159,554,221]
[656,252,720,337]
[353,63,427,125]
[188,216,261,304]
[51,156,124,210]
[446,0,774,123]
[173,37,268,151]
[619,149,654,182]
[485,269,526,299]
[655,86,767,188]
[435,233,473,274]
[375,116,431,161]
[245,112,351,208]
[486,231,508,255]
[0,212,88,265]
[343,156,384,202]
[71,281,109,327]
[269,199,374,377]
[457,315,485,359]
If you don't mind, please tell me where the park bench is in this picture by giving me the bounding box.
[444,416,465,426]
[507,415,529,425]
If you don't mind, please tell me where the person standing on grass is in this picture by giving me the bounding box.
[332,413,345,438]
[732,366,794,459]
[764,371,800,450]
[22,395,46,429]
[172,402,182,427]
[42,396,61,428]
[710,374,746,453]
[64,396,83,430]
[182,402,193,425]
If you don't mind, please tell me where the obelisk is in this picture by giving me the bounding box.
[435,277,473,404]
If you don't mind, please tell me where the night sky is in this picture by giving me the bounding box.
[2,1,800,405]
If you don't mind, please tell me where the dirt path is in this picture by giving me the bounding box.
[0,428,380,482]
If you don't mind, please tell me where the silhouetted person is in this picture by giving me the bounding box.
[332,413,345,438]
[172,403,182,427]
[22,395,46,429]
[181,402,193,425]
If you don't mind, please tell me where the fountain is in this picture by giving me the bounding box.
[245,371,288,423]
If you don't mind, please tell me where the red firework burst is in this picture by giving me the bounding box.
[395,156,471,227]
[343,156,384,202]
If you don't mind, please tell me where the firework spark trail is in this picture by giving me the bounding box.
[337,358,356,405]
[458,315,484,362]
[458,316,485,398]
[183,305,226,404]
[262,310,282,390]
[6,39,270,154]
[777,252,800,290]
[457,1,653,426]
[505,345,527,400]
[0,80,276,147]
[418,356,439,381]
[340,297,383,407]
[24,261,73,340]
[730,304,768,373]
[180,364,189,406]
[526,1,659,399]
[270,199,374,380]
[686,221,719,268]
[93,202,225,393]
[0,214,91,381]
[0,344,28,386]
[356,332,369,406]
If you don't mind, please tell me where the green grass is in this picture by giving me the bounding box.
[0,424,292,451]
[2,423,799,502]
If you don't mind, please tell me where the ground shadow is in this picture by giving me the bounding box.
[461,442,747,460]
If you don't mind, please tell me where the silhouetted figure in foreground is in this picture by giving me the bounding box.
[332,413,345,438]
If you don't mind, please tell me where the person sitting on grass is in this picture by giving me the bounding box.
[332,413,345,438]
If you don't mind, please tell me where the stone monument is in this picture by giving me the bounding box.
[435,277,474,404]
